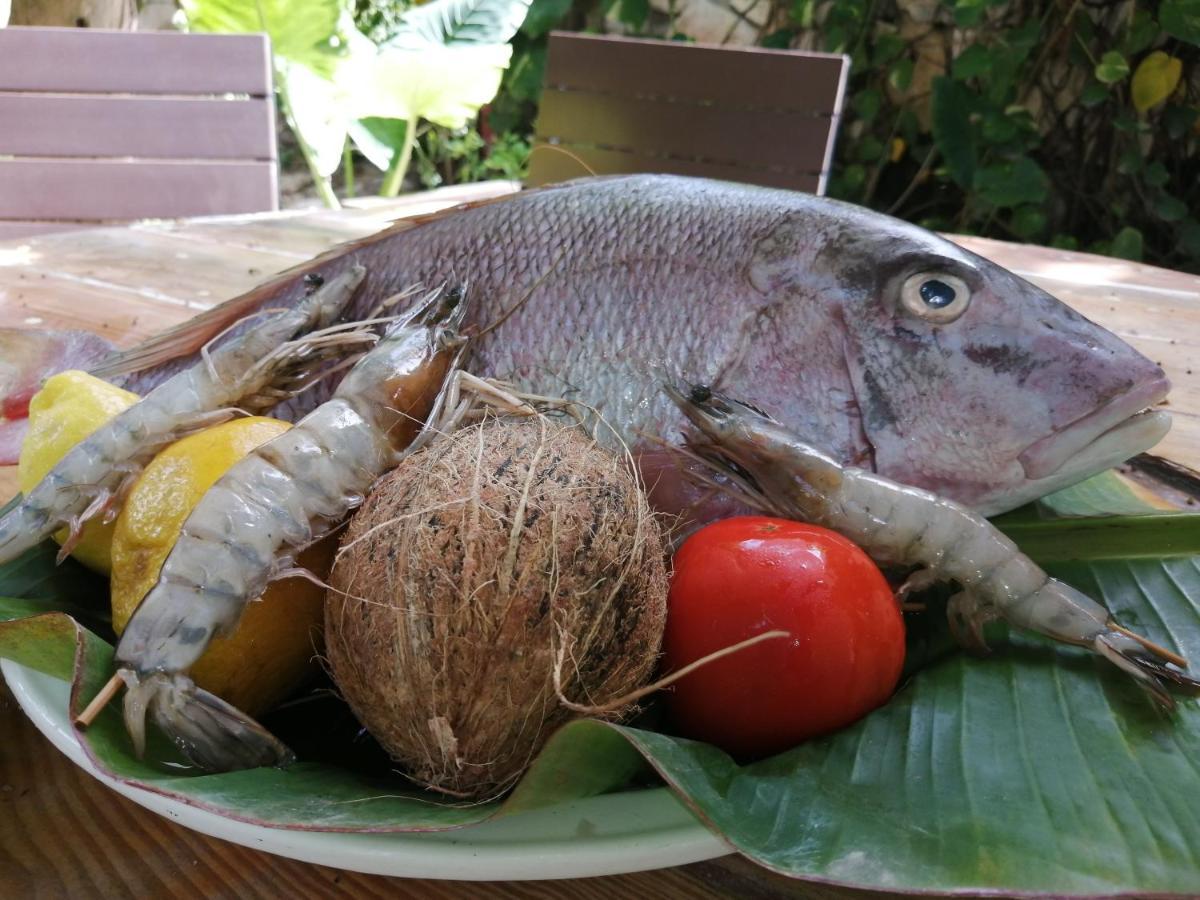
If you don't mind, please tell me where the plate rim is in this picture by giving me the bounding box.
[2,658,732,881]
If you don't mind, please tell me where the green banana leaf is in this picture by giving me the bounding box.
[3,472,1200,895]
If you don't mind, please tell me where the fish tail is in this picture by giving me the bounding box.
[121,670,294,771]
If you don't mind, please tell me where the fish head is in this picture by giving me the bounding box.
[821,212,1169,515]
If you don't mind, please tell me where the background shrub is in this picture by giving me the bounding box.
[357,0,1199,272]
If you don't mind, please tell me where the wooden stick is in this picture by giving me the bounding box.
[1112,622,1189,669]
[74,672,124,729]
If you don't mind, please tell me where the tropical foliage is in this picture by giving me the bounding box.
[466,0,1200,272]
[179,0,532,204]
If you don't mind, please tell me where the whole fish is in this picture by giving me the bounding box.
[0,175,1170,521]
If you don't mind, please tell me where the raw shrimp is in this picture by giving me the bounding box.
[667,382,1200,709]
[112,282,469,772]
[0,267,371,566]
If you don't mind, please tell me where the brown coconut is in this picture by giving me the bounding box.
[325,415,668,799]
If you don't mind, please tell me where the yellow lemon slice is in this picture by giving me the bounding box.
[17,370,139,574]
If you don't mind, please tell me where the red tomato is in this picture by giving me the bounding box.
[664,516,905,760]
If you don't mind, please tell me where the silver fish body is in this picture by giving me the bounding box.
[95,175,1171,519]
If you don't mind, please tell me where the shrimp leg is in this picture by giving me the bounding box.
[667,382,1200,709]
[112,284,468,771]
[0,267,371,566]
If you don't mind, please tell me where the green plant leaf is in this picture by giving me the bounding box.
[1123,9,1160,55]
[931,76,977,189]
[1156,195,1189,223]
[953,0,985,27]
[347,43,513,129]
[1095,50,1131,84]
[1110,226,1145,261]
[1161,0,1200,46]
[521,0,571,38]
[387,0,532,48]
[872,32,906,65]
[348,117,412,173]
[1144,162,1170,188]
[180,0,341,72]
[617,0,650,29]
[1010,204,1047,240]
[1164,105,1200,139]
[276,60,349,178]
[974,156,1049,207]
[953,44,992,81]
[1035,470,1165,519]
[1080,82,1109,107]
[1181,220,1200,257]
[852,87,882,123]
[888,57,914,92]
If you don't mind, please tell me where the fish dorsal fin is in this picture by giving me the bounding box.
[87,291,279,380]
[88,186,550,382]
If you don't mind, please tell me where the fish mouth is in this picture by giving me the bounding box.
[1018,375,1171,481]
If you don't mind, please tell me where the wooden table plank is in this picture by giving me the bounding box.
[0,271,191,343]
[8,228,298,311]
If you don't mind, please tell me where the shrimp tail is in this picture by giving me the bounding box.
[119,670,294,771]
[1094,631,1200,710]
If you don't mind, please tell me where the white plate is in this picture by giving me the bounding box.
[3,659,729,880]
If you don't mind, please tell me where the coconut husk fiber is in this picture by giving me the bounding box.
[325,414,668,799]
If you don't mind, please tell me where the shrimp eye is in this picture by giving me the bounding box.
[446,285,464,307]
[900,272,971,324]
[690,384,713,404]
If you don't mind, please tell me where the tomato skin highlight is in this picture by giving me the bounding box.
[664,516,905,760]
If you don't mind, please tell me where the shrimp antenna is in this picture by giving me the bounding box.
[527,143,599,178]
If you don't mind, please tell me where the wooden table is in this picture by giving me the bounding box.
[2,182,1199,897]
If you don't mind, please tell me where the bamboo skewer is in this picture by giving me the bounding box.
[74,672,124,729]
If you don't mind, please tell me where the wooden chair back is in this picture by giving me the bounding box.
[0,26,278,239]
[529,32,849,195]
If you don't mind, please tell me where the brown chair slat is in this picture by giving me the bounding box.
[0,27,271,95]
[530,33,848,195]
[0,159,278,220]
[528,142,821,193]
[0,95,276,161]
[542,32,846,112]
[535,88,831,175]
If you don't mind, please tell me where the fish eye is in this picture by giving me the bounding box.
[900,271,971,324]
